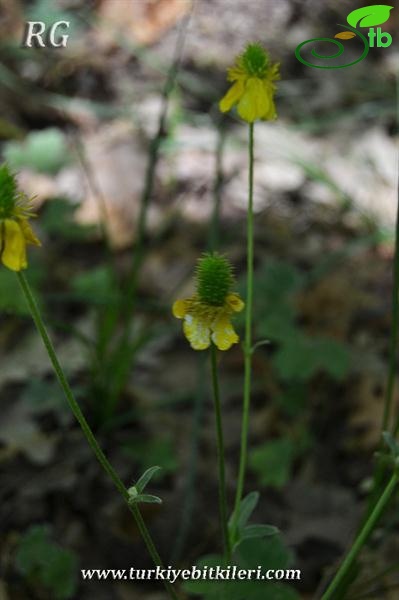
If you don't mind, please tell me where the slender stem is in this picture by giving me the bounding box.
[210,343,231,563]
[232,122,255,536]
[365,112,399,512]
[17,271,178,600]
[109,13,192,409]
[171,354,206,562]
[322,472,398,600]
[382,178,399,433]
[123,11,192,321]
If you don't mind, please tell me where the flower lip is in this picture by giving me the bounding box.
[172,292,244,351]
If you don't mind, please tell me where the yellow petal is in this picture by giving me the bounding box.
[1,219,27,271]
[259,80,277,120]
[227,65,246,82]
[269,62,281,82]
[219,79,245,113]
[226,293,245,313]
[211,316,239,351]
[172,299,190,319]
[237,77,272,123]
[183,314,211,350]
[19,218,41,246]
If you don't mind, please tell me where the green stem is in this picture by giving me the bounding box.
[383,181,399,433]
[17,271,178,600]
[232,122,255,536]
[322,472,398,600]
[108,14,192,410]
[210,343,232,563]
[366,108,399,511]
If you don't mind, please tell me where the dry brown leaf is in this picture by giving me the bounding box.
[99,0,191,45]
[334,31,356,39]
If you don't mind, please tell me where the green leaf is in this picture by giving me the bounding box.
[276,384,307,418]
[41,548,77,599]
[235,533,293,571]
[135,465,162,493]
[249,438,295,489]
[183,555,225,597]
[233,491,260,532]
[257,260,305,302]
[347,5,393,28]
[254,260,304,343]
[15,525,77,599]
[4,129,69,174]
[273,333,350,382]
[128,493,163,505]
[241,524,279,540]
[233,535,300,599]
[259,311,297,344]
[382,431,399,458]
[183,546,300,600]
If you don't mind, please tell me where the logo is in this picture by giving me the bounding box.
[22,21,70,48]
[295,5,393,69]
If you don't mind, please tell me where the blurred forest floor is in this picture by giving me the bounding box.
[0,1,398,599]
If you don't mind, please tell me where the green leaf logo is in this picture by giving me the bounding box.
[347,5,393,28]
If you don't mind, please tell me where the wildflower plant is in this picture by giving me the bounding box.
[1,164,178,600]
[173,253,244,561]
[3,32,399,600]
[219,43,281,545]
[213,41,399,600]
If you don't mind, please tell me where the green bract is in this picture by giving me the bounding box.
[196,253,234,306]
[241,43,269,77]
[0,164,19,218]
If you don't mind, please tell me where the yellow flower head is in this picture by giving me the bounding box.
[173,253,244,351]
[0,164,41,271]
[219,43,280,123]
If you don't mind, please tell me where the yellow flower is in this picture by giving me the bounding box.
[219,43,280,123]
[172,253,244,351]
[0,164,41,272]
[173,292,244,351]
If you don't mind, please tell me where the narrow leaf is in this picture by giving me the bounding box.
[135,465,162,493]
[242,524,279,540]
[382,431,399,457]
[131,493,163,505]
[229,491,260,533]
